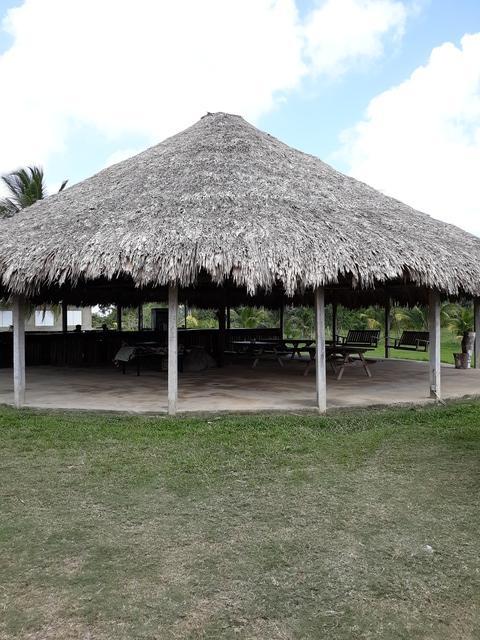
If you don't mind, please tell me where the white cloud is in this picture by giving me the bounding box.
[0,0,409,178]
[304,0,407,76]
[339,33,480,235]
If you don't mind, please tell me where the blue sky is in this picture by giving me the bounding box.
[262,1,480,157]
[0,0,479,233]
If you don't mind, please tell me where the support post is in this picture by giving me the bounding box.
[331,302,337,343]
[116,305,122,332]
[384,297,391,359]
[13,296,26,408]
[314,287,327,413]
[137,305,143,332]
[428,290,441,400]
[474,298,480,369]
[279,301,284,339]
[61,300,68,334]
[168,286,178,416]
[226,305,231,330]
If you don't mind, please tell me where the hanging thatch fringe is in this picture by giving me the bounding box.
[0,111,479,299]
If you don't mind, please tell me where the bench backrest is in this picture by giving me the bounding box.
[345,329,380,347]
[398,331,430,346]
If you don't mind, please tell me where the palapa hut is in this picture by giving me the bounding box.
[1,111,480,413]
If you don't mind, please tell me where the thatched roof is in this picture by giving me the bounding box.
[0,111,479,303]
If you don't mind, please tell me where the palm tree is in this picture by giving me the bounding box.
[357,306,383,331]
[0,166,67,217]
[391,306,428,332]
[231,306,270,329]
[443,303,473,337]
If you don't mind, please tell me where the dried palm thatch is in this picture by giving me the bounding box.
[0,111,479,302]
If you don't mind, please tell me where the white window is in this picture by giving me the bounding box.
[0,310,13,327]
[35,310,55,327]
[67,310,82,326]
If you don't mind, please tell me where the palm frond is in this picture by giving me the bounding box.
[0,166,68,217]
[391,306,427,331]
[444,304,473,337]
[1,166,45,210]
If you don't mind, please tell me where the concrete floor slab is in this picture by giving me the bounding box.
[1,357,480,413]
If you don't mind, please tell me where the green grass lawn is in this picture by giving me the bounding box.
[370,329,461,365]
[1,403,480,639]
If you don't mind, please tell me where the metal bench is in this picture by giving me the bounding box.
[388,331,429,352]
[338,329,380,348]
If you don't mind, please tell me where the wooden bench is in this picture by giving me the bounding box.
[338,329,380,348]
[388,331,429,352]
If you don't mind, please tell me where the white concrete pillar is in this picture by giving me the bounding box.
[474,298,480,369]
[314,286,327,413]
[13,296,26,408]
[168,285,178,416]
[428,290,441,400]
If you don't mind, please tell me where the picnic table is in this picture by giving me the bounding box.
[280,338,315,358]
[231,340,291,368]
[232,339,315,367]
[231,339,374,379]
[304,344,373,380]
